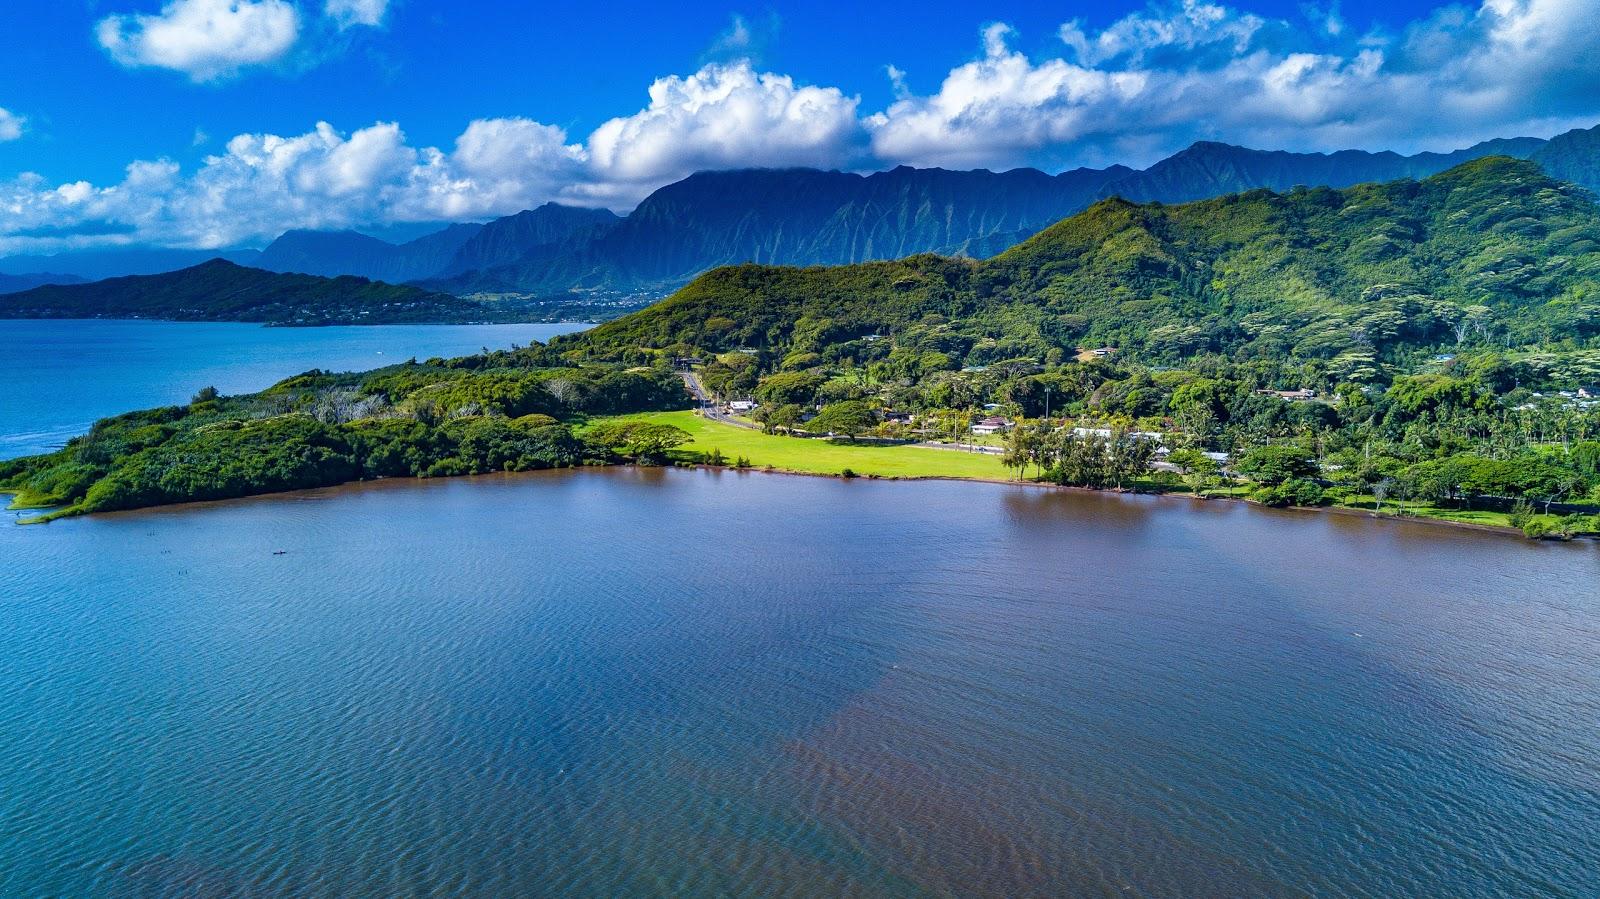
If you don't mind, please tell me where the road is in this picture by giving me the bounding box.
[679,370,760,430]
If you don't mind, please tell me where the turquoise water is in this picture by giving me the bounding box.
[0,319,589,459]
[3,469,1597,895]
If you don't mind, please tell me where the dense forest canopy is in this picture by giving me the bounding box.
[0,353,690,519]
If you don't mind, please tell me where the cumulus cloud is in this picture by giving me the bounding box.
[414,118,587,220]
[584,61,861,202]
[0,108,23,142]
[869,0,1600,168]
[867,23,1151,169]
[325,0,391,29]
[97,0,302,82]
[0,120,560,251]
[0,60,859,252]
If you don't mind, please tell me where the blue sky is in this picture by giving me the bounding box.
[1,0,1597,252]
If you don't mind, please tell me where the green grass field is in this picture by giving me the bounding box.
[614,410,1012,480]
[1335,497,1586,530]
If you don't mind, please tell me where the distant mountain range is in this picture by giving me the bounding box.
[249,204,621,285]
[1099,136,1551,204]
[5,123,1599,305]
[269,126,1600,299]
[0,271,86,294]
[0,247,261,282]
[436,204,620,276]
[430,129,1600,297]
[419,164,1136,296]
[0,259,554,325]
[255,223,483,283]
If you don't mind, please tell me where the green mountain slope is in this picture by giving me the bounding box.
[570,158,1600,371]
[436,203,621,277]
[1531,122,1600,196]
[1102,137,1544,205]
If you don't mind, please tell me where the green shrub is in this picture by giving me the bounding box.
[1508,500,1536,530]
[1251,478,1327,507]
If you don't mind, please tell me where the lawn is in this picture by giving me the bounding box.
[609,411,1013,480]
[1336,497,1575,530]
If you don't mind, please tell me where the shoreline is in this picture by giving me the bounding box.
[12,463,1592,544]
[696,462,1573,540]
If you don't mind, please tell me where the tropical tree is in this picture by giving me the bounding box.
[1235,445,1318,486]
[1167,448,1220,493]
[585,421,691,464]
[1001,420,1045,480]
[809,401,875,441]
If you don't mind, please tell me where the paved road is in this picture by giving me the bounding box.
[679,370,760,430]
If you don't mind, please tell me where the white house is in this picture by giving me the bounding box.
[728,400,757,413]
[971,416,1011,436]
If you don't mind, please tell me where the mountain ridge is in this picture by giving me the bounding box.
[0,271,86,294]
[0,259,513,325]
[434,132,1574,297]
[256,223,484,283]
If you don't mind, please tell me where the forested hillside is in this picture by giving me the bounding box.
[572,157,1599,372]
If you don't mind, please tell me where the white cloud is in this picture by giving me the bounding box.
[869,0,1600,169]
[866,25,1150,169]
[584,61,860,201]
[0,108,23,142]
[701,12,780,65]
[704,14,753,59]
[325,0,391,29]
[407,117,587,220]
[1058,0,1265,67]
[0,59,862,252]
[97,0,301,82]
